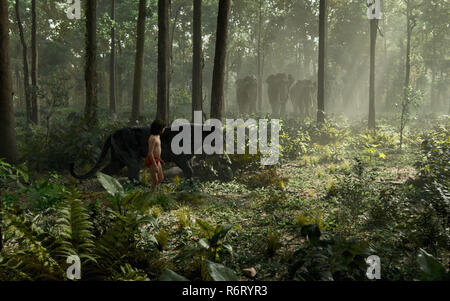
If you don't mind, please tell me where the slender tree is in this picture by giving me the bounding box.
[109,0,116,115]
[257,0,263,112]
[14,0,31,126]
[192,0,203,122]
[399,0,420,149]
[210,0,231,120]
[131,0,147,123]
[368,18,378,130]
[85,0,98,126]
[0,0,18,164]
[30,0,39,125]
[317,0,327,123]
[157,0,170,124]
[403,0,418,101]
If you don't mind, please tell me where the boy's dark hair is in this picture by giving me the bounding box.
[150,119,165,135]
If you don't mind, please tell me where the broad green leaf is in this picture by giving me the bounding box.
[196,219,215,238]
[199,238,210,249]
[159,269,189,281]
[204,260,239,281]
[417,249,448,281]
[96,172,124,197]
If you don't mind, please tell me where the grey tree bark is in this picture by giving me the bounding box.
[84,0,98,126]
[368,19,378,130]
[109,0,116,115]
[210,0,231,120]
[0,0,18,164]
[157,0,170,124]
[317,0,327,123]
[131,0,147,123]
[192,0,203,122]
[15,0,31,126]
[31,0,39,125]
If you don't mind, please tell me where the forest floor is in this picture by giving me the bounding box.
[68,131,425,280]
[1,115,448,281]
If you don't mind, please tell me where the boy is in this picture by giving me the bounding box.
[146,119,166,190]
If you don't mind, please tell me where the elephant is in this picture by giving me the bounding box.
[236,75,257,114]
[266,73,295,116]
[290,80,316,119]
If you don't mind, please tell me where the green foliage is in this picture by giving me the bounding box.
[195,154,234,182]
[295,211,326,230]
[289,223,371,281]
[97,172,125,198]
[17,116,127,172]
[149,192,176,210]
[396,86,423,150]
[356,128,399,152]
[0,159,29,191]
[279,120,310,161]
[177,207,191,230]
[159,260,239,282]
[0,175,168,280]
[241,167,287,189]
[265,229,282,257]
[203,260,239,281]
[155,230,168,251]
[160,268,189,281]
[417,249,450,281]
[308,122,350,146]
[22,179,68,210]
[0,196,98,280]
[56,198,97,264]
[1,171,67,210]
[416,126,449,184]
[178,219,235,264]
[326,159,377,234]
[170,87,191,106]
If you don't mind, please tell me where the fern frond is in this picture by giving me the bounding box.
[55,198,97,265]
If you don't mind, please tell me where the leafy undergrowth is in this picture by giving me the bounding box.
[1,116,449,281]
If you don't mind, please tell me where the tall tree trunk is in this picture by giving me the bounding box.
[210,0,231,120]
[368,19,378,130]
[317,0,327,123]
[157,0,170,124]
[169,4,182,87]
[30,0,39,125]
[15,0,31,126]
[404,4,413,103]
[15,59,21,108]
[109,0,116,115]
[131,0,147,123]
[192,0,203,122]
[430,31,437,111]
[117,36,122,107]
[0,0,18,164]
[257,0,263,112]
[400,1,416,150]
[85,0,98,126]
[224,57,229,114]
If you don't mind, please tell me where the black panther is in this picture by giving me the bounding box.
[70,124,215,182]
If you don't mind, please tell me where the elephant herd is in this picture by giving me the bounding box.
[235,73,316,118]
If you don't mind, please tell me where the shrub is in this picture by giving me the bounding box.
[289,223,371,281]
[241,168,287,190]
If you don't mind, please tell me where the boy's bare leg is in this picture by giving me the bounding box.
[150,166,159,191]
[157,163,164,184]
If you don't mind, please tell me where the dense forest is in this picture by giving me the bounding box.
[0,0,449,282]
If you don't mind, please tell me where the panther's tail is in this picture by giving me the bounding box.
[69,135,112,180]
